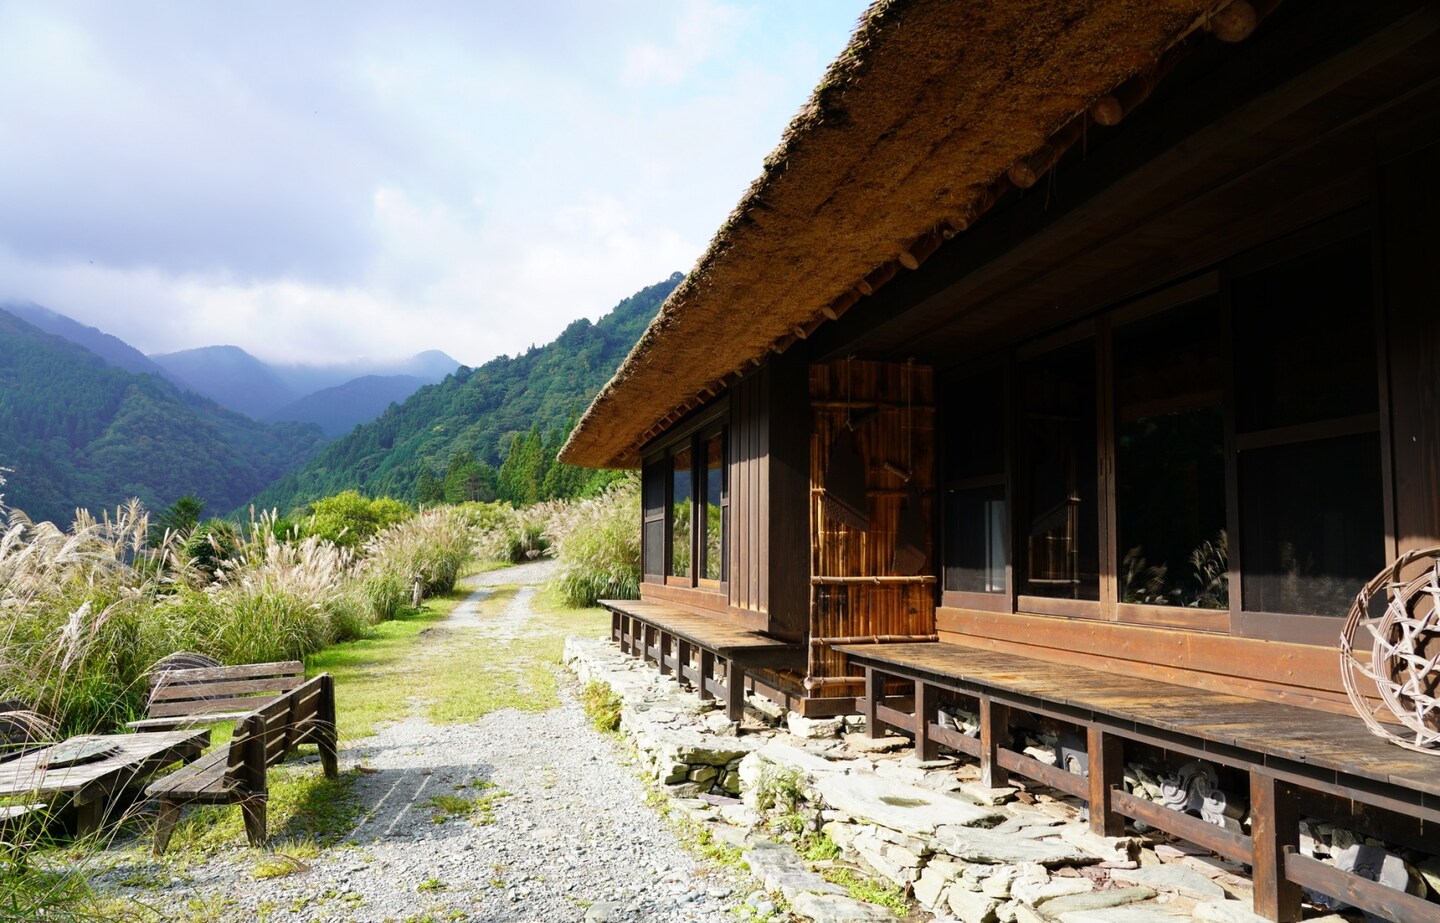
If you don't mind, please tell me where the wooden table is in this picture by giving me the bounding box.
[0,729,210,834]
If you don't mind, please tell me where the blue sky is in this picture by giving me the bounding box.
[0,1,868,366]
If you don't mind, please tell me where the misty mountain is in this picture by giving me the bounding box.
[266,374,431,437]
[249,273,681,513]
[148,345,298,419]
[2,300,175,380]
[269,350,459,395]
[0,308,327,527]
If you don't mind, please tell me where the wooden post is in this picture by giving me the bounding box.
[980,696,1010,788]
[659,631,673,677]
[1251,772,1302,923]
[318,674,339,780]
[1087,727,1125,836]
[726,657,746,722]
[864,667,882,739]
[699,650,716,701]
[611,609,621,644]
[641,624,655,664]
[677,639,692,688]
[915,680,939,760]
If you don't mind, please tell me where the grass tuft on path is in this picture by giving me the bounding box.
[309,580,609,738]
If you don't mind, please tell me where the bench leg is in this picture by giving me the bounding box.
[864,667,882,739]
[1087,727,1125,836]
[726,658,746,722]
[698,651,715,702]
[242,795,268,848]
[979,696,1010,789]
[153,799,181,856]
[915,680,939,761]
[1251,773,1302,923]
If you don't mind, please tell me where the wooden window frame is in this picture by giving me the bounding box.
[643,405,730,594]
[1223,213,1394,644]
[641,459,667,585]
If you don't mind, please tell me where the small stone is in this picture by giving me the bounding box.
[790,890,897,922]
[843,732,909,753]
[914,866,953,909]
[1010,875,1092,907]
[1111,864,1228,901]
[961,781,1018,805]
[584,901,624,922]
[1042,887,1157,916]
[1058,826,1142,863]
[1192,900,1276,923]
[948,887,1001,923]
[787,713,845,739]
[688,765,720,784]
[933,826,1097,867]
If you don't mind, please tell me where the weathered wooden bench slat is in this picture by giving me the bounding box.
[128,660,306,731]
[148,695,284,719]
[149,676,304,702]
[151,661,304,684]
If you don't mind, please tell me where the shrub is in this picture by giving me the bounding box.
[364,506,476,601]
[545,478,640,607]
[303,491,412,548]
[581,680,623,733]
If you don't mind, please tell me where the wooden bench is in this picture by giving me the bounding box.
[840,641,1440,923]
[146,673,337,855]
[601,599,800,720]
[127,661,305,731]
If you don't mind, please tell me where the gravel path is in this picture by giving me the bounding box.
[121,564,744,922]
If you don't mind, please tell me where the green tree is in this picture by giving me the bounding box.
[416,468,444,505]
[151,494,205,546]
[305,490,413,548]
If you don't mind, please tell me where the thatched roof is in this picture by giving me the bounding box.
[562,0,1252,469]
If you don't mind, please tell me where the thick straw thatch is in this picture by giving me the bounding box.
[562,0,1245,469]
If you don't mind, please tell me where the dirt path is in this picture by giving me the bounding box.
[101,564,742,923]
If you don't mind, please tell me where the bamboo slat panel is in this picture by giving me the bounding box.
[808,360,936,693]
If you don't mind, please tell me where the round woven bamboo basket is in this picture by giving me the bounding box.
[1340,546,1440,752]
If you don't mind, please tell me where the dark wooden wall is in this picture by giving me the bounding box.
[1380,139,1440,555]
[720,354,810,640]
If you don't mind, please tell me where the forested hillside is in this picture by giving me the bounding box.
[249,273,680,513]
[0,309,327,526]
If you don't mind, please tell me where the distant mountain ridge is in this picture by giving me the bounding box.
[2,300,175,380]
[149,345,460,420]
[266,374,430,437]
[249,272,682,513]
[0,308,327,526]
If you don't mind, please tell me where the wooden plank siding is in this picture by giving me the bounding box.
[806,360,936,695]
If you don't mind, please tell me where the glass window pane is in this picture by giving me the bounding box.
[945,373,1005,481]
[1233,234,1377,432]
[1114,299,1228,608]
[1020,341,1099,600]
[669,446,692,578]
[1239,433,1384,616]
[643,520,664,576]
[704,434,725,581]
[944,485,1007,593]
[643,461,665,516]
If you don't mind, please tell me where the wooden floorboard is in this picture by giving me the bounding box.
[600,599,795,656]
[835,641,1440,798]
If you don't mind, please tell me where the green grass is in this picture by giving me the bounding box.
[303,581,608,737]
[162,765,365,858]
[821,867,908,914]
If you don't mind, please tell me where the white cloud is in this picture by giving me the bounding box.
[0,1,866,367]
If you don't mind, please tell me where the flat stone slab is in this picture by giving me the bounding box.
[757,741,851,776]
[1192,901,1279,923]
[814,774,1002,836]
[1058,907,1194,923]
[932,825,1098,867]
[791,891,897,923]
[843,732,910,753]
[1041,887,1157,916]
[638,727,764,766]
[743,842,846,903]
[1112,864,1228,900]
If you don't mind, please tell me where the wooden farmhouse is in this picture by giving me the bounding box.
[561,2,1440,920]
